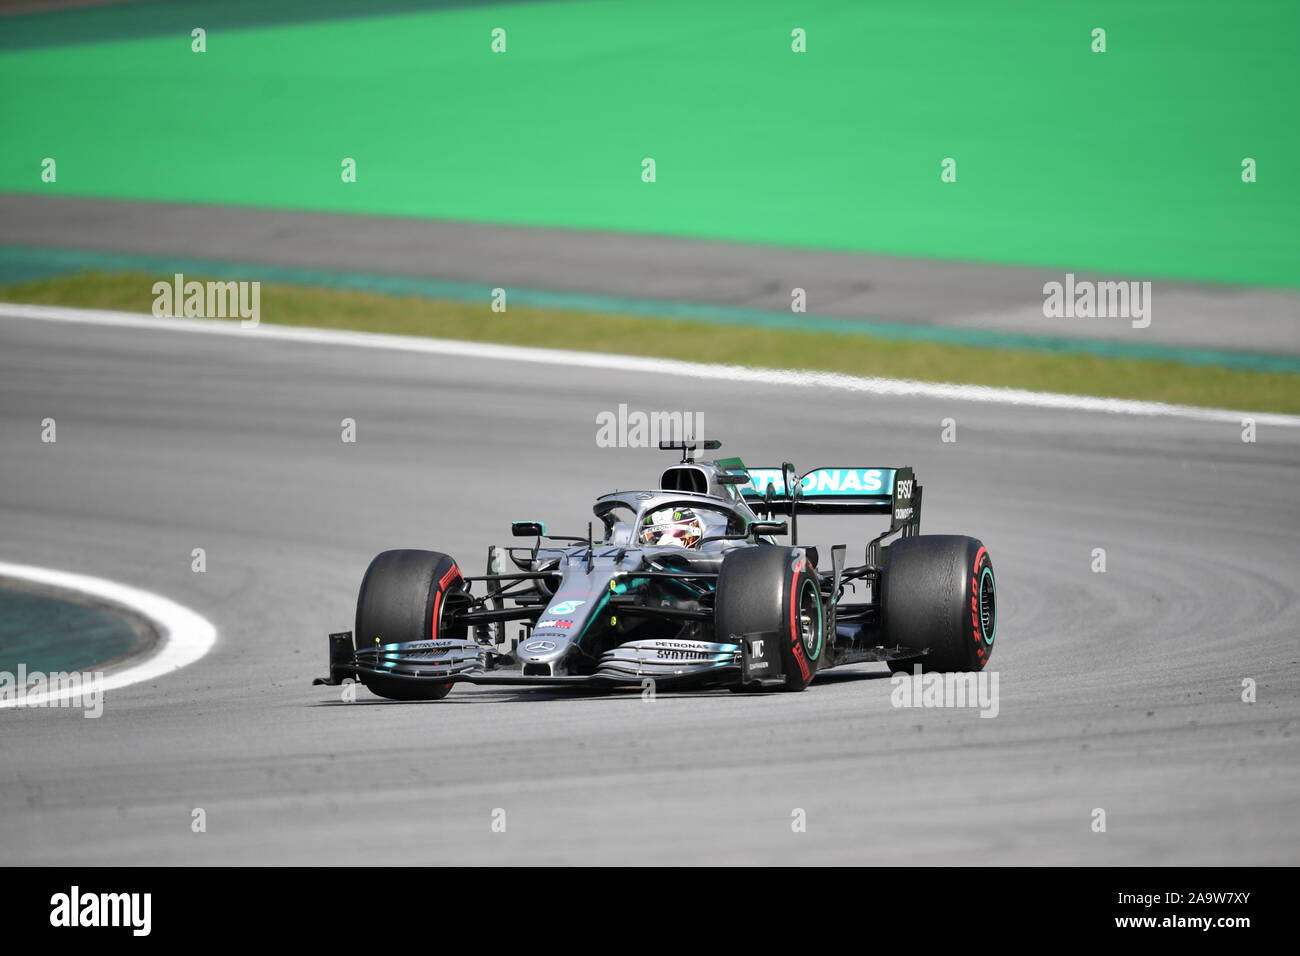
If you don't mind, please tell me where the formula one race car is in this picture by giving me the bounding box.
[315,441,997,700]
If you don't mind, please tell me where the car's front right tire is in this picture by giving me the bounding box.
[353,549,464,700]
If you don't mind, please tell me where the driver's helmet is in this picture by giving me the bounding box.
[639,506,704,549]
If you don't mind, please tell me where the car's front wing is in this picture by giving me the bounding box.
[313,632,763,690]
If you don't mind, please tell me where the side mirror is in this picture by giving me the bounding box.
[511,521,546,538]
[750,520,788,537]
[717,472,750,485]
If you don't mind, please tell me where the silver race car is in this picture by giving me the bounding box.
[315,440,997,700]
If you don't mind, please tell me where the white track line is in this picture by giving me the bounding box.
[0,561,216,708]
[3,301,1298,427]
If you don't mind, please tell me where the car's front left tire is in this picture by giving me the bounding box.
[715,545,825,691]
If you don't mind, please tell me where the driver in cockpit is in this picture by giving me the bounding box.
[638,506,707,549]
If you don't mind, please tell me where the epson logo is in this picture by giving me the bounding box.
[895,479,913,499]
[50,886,151,936]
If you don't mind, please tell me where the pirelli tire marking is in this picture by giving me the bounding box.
[788,558,823,687]
[971,545,996,667]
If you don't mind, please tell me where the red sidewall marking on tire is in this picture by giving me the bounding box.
[970,546,991,660]
[431,565,462,640]
[789,561,811,683]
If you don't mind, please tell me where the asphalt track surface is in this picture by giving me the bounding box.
[5,193,1300,357]
[1,313,1298,865]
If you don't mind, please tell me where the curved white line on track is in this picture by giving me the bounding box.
[0,561,217,708]
[3,301,1298,427]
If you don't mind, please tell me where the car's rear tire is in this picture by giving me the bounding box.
[354,549,464,700]
[716,546,825,691]
[881,535,995,673]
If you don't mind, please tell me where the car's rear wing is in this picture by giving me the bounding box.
[737,465,921,533]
